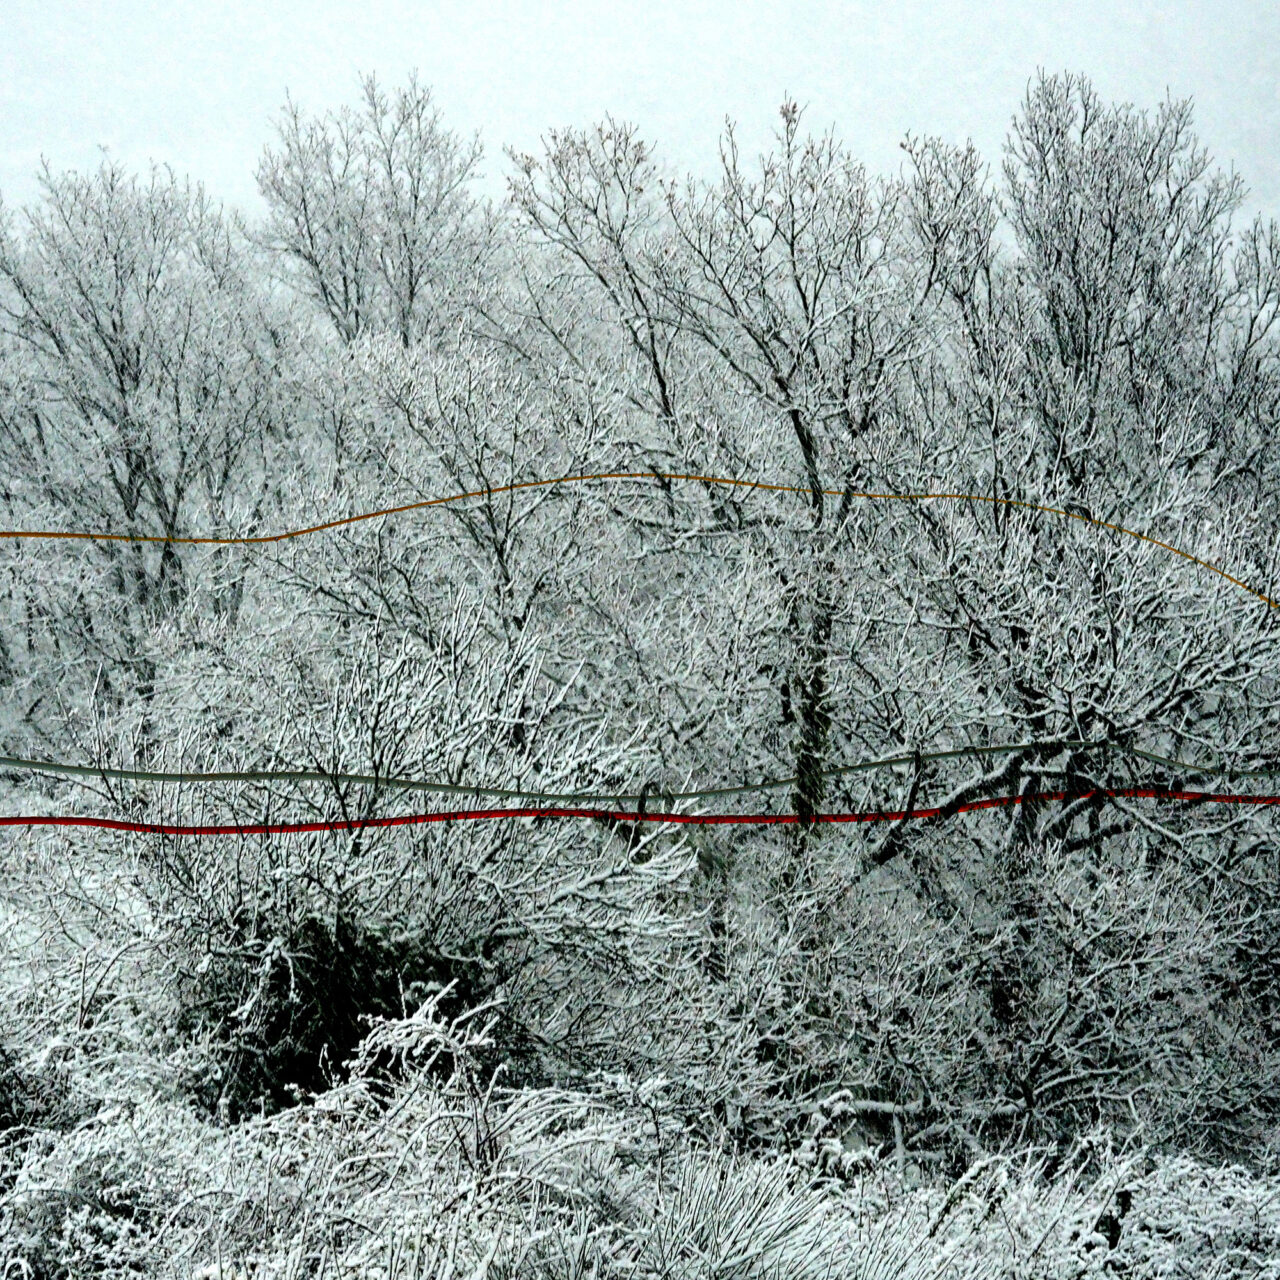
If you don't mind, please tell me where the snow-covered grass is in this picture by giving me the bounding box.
[4,980,1280,1279]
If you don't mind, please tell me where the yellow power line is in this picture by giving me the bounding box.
[2,471,1275,608]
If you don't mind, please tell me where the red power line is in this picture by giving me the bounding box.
[3,786,1278,837]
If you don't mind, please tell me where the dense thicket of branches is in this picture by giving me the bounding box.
[2,70,1279,1277]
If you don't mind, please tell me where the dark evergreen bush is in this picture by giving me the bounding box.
[176,909,546,1122]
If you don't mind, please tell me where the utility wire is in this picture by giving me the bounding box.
[3,470,1274,607]
[2,738,1277,806]
[2,787,1279,838]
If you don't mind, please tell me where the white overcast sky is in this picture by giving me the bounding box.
[2,0,1278,226]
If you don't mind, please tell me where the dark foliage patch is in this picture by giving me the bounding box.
[177,910,546,1122]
